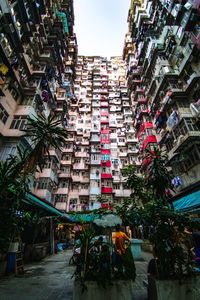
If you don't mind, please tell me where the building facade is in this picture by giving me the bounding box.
[123,0,200,202]
[0,0,77,202]
[55,56,137,212]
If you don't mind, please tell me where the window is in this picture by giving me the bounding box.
[37,178,49,189]
[10,116,27,130]
[101,154,110,161]
[0,104,9,124]
[43,159,51,169]
[0,143,17,161]
[56,194,67,202]
[70,198,77,204]
[113,184,120,190]
[62,154,70,160]
[59,180,68,188]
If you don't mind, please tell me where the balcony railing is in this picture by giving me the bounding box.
[101,187,113,194]
[101,173,112,179]
[166,118,200,159]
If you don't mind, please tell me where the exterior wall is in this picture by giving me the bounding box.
[58,55,137,211]
[0,0,77,206]
[124,0,200,196]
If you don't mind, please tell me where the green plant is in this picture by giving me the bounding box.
[22,114,68,173]
[122,164,147,201]
[0,114,68,253]
[117,148,199,281]
[138,200,199,279]
[0,154,33,252]
[144,148,173,201]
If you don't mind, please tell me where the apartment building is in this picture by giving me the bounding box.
[123,0,200,208]
[0,0,77,202]
[54,56,137,212]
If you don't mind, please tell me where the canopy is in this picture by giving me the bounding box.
[63,211,121,225]
[173,189,200,213]
[24,193,64,217]
[63,212,100,223]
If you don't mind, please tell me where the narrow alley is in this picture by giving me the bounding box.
[0,250,151,300]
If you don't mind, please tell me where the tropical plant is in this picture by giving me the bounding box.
[0,114,68,252]
[0,154,32,252]
[144,147,173,201]
[22,114,68,174]
[139,199,199,280]
[117,148,199,281]
[122,164,151,204]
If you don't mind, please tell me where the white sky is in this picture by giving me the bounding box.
[74,0,130,58]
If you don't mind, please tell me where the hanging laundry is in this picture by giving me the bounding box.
[166,110,179,130]
[155,111,167,129]
[42,90,49,102]
[172,176,183,188]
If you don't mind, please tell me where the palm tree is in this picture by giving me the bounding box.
[22,114,68,174]
[0,114,68,252]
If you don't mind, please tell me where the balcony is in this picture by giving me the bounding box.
[33,189,52,203]
[90,187,100,195]
[114,189,131,197]
[62,147,74,153]
[55,202,67,211]
[101,187,113,194]
[91,134,100,142]
[101,138,110,144]
[100,111,109,116]
[55,187,69,194]
[100,118,109,123]
[90,172,100,180]
[165,118,200,160]
[100,102,109,107]
[91,159,101,165]
[101,149,110,155]
[79,189,90,196]
[101,128,109,134]
[101,160,111,167]
[101,173,112,179]
[35,168,58,182]
[142,135,157,152]
[73,163,87,170]
[126,136,138,143]
[60,158,72,165]
[58,172,71,178]
[71,175,81,182]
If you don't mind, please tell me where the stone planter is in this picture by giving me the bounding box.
[73,279,134,300]
[148,274,200,300]
[141,240,153,253]
[0,253,7,276]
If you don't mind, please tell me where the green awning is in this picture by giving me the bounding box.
[64,212,100,223]
[173,189,200,213]
[24,193,64,217]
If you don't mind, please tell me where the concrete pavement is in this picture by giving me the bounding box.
[0,250,152,300]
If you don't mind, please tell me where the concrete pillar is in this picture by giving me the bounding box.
[50,218,55,255]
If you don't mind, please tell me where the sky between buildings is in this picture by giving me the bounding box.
[74,0,130,58]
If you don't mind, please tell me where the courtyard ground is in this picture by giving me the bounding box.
[0,250,152,300]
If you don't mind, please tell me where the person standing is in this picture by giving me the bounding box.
[112,224,136,280]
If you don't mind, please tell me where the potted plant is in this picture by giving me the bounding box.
[118,149,200,299]
[73,213,136,300]
[141,200,200,300]
[0,114,68,272]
